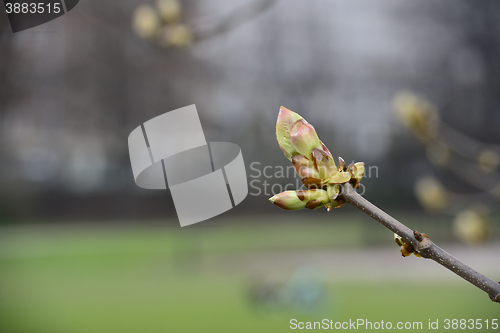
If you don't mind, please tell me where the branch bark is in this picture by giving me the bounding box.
[340,182,500,303]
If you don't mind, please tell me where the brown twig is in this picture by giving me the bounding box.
[340,182,500,303]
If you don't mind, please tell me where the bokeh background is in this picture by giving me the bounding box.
[1,0,499,332]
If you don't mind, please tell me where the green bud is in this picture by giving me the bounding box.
[269,189,330,211]
[157,0,181,24]
[132,4,160,39]
[326,184,340,201]
[395,233,413,256]
[346,162,365,189]
[326,184,345,209]
[312,148,337,180]
[276,106,304,161]
[353,162,365,181]
[290,119,322,160]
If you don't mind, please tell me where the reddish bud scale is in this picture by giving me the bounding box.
[306,199,321,210]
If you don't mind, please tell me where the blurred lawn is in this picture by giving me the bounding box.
[0,219,498,333]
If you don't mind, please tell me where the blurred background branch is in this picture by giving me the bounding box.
[393,91,500,245]
[132,0,279,48]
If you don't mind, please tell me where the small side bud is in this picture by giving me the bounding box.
[353,162,365,181]
[326,184,340,202]
[346,162,365,189]
[394,233,421,258]
[346,163,357,176]
[325,184,345,209]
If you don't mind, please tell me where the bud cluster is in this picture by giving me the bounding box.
[270,106,365,211]
[132,0,193,48]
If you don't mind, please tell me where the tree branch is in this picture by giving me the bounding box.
[340,182,500,303]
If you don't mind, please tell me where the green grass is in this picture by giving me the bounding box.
[0,221,498,333]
